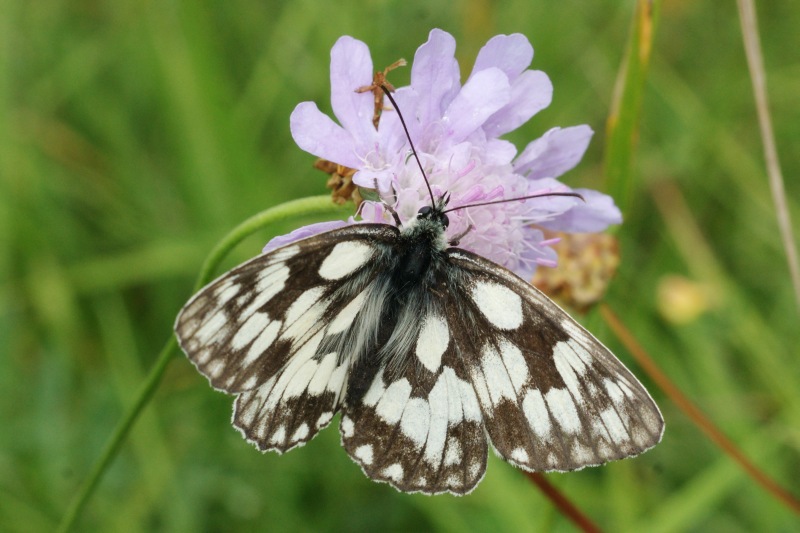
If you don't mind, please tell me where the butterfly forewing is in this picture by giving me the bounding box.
[175,224,399,452]
[447,249,664,471]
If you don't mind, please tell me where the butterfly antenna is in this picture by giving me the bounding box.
[380,85,436,206]
[443,191,585,215]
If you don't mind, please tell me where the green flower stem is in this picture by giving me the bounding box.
[57,196,352,533]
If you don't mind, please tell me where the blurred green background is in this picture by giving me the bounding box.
[2,0,799,531]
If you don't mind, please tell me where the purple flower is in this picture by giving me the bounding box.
[288,29,621,278]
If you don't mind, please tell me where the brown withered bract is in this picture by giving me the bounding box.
[316,60,408,206]
[531,231,620,312]
[315,159,362,205]
[355,58,407,128]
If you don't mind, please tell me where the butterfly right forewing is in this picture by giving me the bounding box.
[445,248,664,472]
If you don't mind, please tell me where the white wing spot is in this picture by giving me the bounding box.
[424,375,449,466]
[456,373,483,422]
[291,423,309,442]
[327,290,367,335]
[306,352,337,395]
[231,312,271,350]
[243,265,290,316]
[241,374,258,390]
[545,387,582,434]
[206,359,224,379]
[553,343,585,405]
[270,244,300,262]
[318,241,373,280]
[511,447,529,464]
[382,463,404,482]
[317,412,333,428]
[376,378,412,425]
[445,475,460,488]
[470,280,523,330]
[340,416,354,437]
[557,340,590,376]
[438,369,463,424]
[522,388,552,439]
[194,347,212,365]
[571,442,594,464]
[282,288,327,340]
[480,344,516,404]
[598,440,614,460]
[241,319,282,367]
[603,379,626,406]
[194,308,229,344]
[400,398,430,449]
[270,425,286,445]
[444,437,462,466]
[362,369,385,407]
[600,408,629,444]
[415,314,449,372]
[354,444,374,465]
[283,357,320,399]
[326,363,348,394]
[499,340,528,392]
[215,282,240,303]
[469,461,482,478]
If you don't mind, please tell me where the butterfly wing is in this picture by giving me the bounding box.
[175,224,399,453]
[446,248,664,472]
[339,246,662,495]
[340,322,489,495]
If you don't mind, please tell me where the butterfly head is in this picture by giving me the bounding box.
[416,193,450,230]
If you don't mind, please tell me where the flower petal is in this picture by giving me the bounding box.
[484,139,517,166]
[352,167,394,193]
[539,189,622,233]
[442,67,510,144]
[411,29,460,126]
[330,36,378,148]
[483,70,552,137]
[290,102,362,169]
[514,125,594,180]
[471,33,533,80]
[262,220,349,253]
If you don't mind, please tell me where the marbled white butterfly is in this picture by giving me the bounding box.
[175,88,663,495]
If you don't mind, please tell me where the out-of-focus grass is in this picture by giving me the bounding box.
[2,1,799,532]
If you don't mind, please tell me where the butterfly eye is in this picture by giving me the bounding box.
[441,213,449,228]
[418,206,433,218]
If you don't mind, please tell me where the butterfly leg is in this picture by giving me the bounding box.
[449,224,474,246]
[366,177,403,227]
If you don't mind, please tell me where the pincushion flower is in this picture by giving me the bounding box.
[285,29,621,278]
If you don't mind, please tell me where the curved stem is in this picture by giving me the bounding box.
[57,196,351,533]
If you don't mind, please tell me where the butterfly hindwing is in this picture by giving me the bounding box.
[340,319,489,495]
[447,249,664,471]
[175,224,400,452]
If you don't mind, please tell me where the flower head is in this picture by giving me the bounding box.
[284,29,621,278]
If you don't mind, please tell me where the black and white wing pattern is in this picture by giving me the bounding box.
[176,218,663,495]
[338,247,663,495]
[446,249,663,472]
[176,224,399,453]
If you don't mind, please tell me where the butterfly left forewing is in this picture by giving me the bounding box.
[446,249,664,472]
[175,224,400,452]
